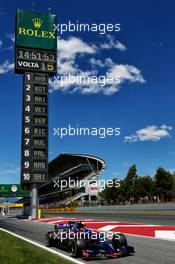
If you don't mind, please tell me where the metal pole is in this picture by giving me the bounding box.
[31,183,38,219]
[89,194,91,206]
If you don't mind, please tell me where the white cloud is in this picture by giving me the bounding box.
[57,36,96,60]
[57,59,77,75]
[115,41,127,52]
[0,60,14,74]
[100,34,127,52]
[49,36,145,95]
[0,33,15,51]
[105,58,114,67]
[124,125,172,143]
[0,34,14,51]
[89,58,105,68]
[50,61,144,95]
[107,64,145,84]
[56,36,96,76]
[6,33,15,43]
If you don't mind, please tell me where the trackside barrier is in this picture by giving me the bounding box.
[40,207,77,214]
[38,209,41,220]
[0,203,23,208]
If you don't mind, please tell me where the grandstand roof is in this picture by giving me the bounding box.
[48,153,106,180]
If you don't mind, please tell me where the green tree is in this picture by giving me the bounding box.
[123,165,138,201]
[155,167,173,201]
[134,176,155,201]
[172,173,175,193]
[99,178,121,203]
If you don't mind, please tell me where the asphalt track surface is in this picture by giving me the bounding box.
[0,215,174,264]
[45,211,175,226]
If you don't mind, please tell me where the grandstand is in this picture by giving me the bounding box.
[20,153,106,208]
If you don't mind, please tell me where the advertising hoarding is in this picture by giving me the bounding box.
[16,9,57,50]
[0,184,30,197]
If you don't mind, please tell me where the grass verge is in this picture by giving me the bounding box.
[0,230,71,264]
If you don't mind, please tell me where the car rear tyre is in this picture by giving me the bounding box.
[71,239,86,257]
[112,233,127,250]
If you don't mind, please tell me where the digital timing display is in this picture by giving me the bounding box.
[15,47,57,76]
[21,72,48,188]
[33,138,47,147]
[17,48,56,61]
[34,85,47,93]
[34,95,47,103]
[34,105,47,114]
[33,127,47,136]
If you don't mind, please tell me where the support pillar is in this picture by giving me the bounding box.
[31,183,38,219]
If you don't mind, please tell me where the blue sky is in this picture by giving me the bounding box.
[0,0,175,184]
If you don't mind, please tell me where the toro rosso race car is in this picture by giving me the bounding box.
[46,221,135,260]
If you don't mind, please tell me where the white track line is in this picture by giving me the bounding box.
[98,225,118,231]
[33,218,79,222]
[48,220,64,224]
[155,230,175,241]
[0,228,85,264]
[37,220,160,226]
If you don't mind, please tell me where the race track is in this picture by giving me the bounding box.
[45,211,175,226]
[0,215,174,264]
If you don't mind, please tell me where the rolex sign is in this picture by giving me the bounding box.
[16,9,57,50]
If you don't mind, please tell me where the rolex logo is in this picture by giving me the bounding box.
[32,18,43,28]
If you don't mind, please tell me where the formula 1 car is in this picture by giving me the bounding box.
[46,221,135,260]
